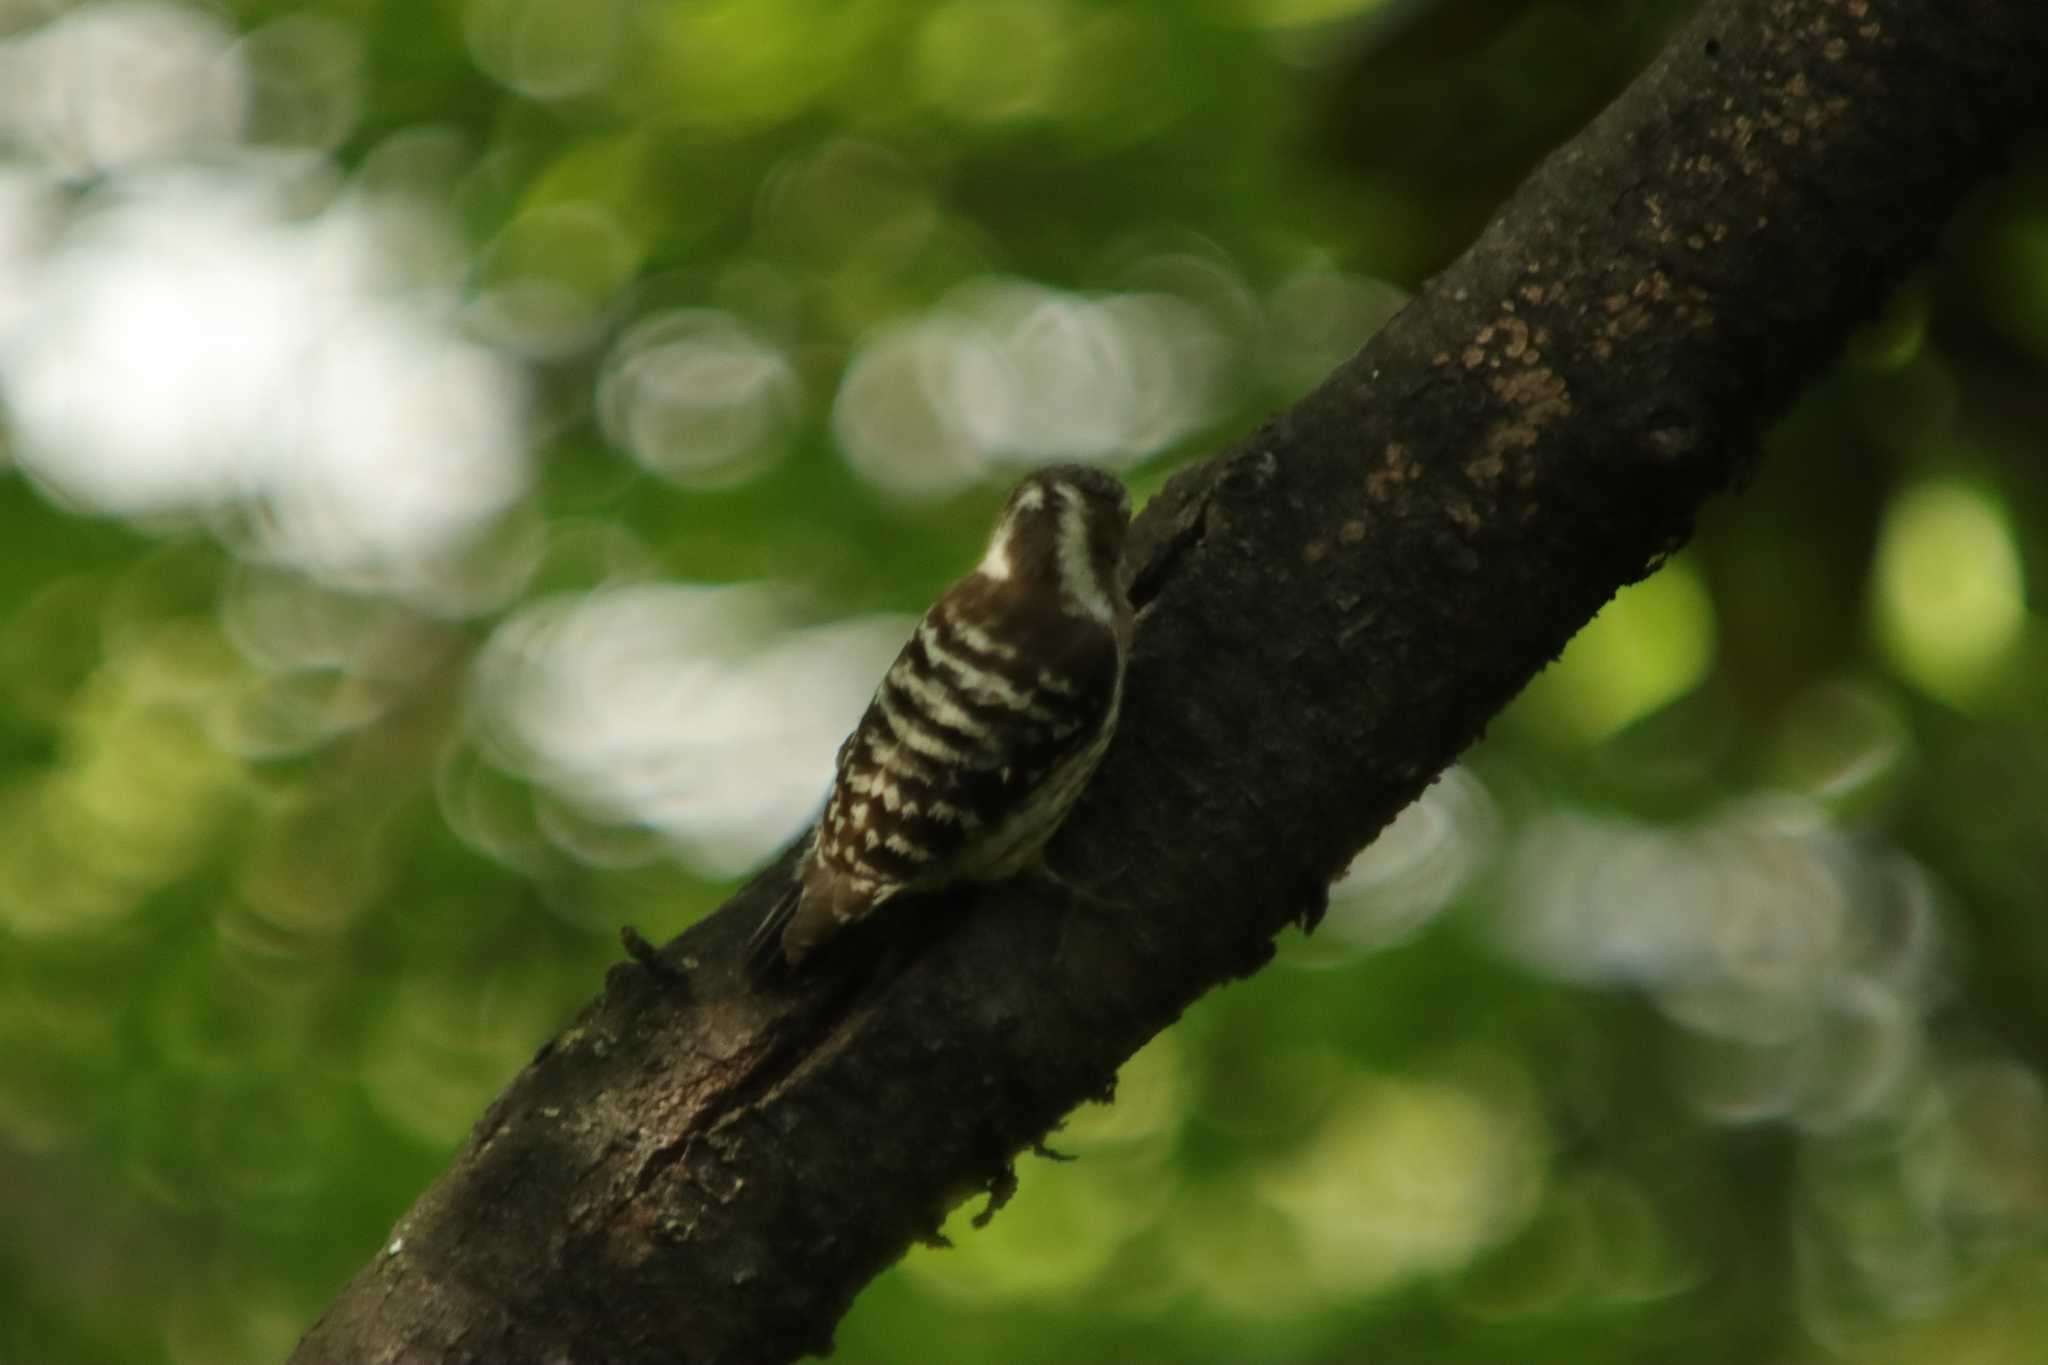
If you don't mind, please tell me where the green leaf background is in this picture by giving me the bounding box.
[4,1,2048,1361]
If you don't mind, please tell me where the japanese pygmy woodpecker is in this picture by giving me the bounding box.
[752,464,1133,969]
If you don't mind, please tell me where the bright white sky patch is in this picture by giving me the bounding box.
[0,3,530,611]
[470,584,912,877]
[0,161,531,608]
[832,277,1232,498]
[0,1,245,176]
[1494,796,1946,1135]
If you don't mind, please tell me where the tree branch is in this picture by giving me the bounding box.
[291,1,2048,1361]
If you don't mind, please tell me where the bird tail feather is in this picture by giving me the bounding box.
[745,881,801,980]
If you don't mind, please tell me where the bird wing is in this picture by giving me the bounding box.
[813,575,1120,894]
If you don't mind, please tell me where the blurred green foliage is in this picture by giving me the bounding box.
[3,1,2048,1363]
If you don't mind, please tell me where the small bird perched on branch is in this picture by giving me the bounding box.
[751,464,1134,971]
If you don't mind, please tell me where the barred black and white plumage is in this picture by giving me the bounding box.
[752,463,1133,970]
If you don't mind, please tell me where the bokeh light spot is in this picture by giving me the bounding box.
[833,278,1228,498]
[473,199,643,359]
[0,1,244,175]
[464,0,627,101]
[915,0,1068,124]
[1873,479,2026,706]
[1512,554,1716,744]
[1057,1033,1188,1153]
[1166,1186,1320,1320]
[471,584,911,877]
[361,975,546,1148]
[1262,1060,1547,1298]
[649,0,861,130]
[237,14,364,152]
[1457,1170,1697,1321]
[0,161,533,609]
[1769,676,1911,807]
[903,1155,1172,1303]
[1318,764,1496,956]
[597,310,801,487]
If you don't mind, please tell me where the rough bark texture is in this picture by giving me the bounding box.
[292,2,2048,1361]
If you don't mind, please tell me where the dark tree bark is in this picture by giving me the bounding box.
[291,1,2048,1361]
